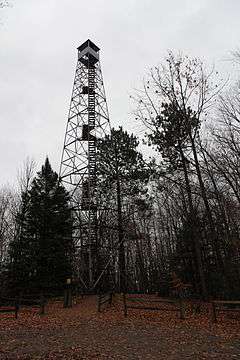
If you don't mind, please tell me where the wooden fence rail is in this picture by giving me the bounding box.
[19,295,46,315]
[97,292,113,312]
[212,300,240,322]
[123,294,185,319]
[0,297,19,319]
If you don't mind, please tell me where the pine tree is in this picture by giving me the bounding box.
[97,127,149,292]
[9,158,73,294]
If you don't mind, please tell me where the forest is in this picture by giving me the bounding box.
[2,1,240,358]
[1,51,240,302]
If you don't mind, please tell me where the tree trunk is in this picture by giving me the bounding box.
[117,177,125,293]
[190,135,224,272]
[178,141,208,299]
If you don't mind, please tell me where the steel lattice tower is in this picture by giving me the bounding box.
[59,40,111,290]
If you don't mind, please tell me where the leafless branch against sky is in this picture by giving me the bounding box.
[0,1,10,8]
[0,0,240,185]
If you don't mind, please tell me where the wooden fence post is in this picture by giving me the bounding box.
[212,302,217,322]
[40,295,45,315]
[109,292,113,306]
[97,294,101,312]
[179,298,185,320]
[123,293,127,317]
[15,301,19,319]
[63,278,72,308]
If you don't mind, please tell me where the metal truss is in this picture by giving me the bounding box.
[59,40,113,290]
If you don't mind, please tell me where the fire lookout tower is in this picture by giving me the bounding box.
[59,40,111,290]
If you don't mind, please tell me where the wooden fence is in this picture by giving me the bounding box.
[97,293,113,312]
[0,297,19,319]
[212,300,240,322]
[18,294,46,315]
[122,294,185,319]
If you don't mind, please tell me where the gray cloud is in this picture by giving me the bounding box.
[0,0,239,185]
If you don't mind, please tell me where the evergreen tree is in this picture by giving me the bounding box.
[97,127,149,292]
[9,158,73,294]
[97,127,149,196]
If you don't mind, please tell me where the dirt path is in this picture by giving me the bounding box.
[0,296,240,359]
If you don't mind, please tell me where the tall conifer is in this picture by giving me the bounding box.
[9,158,73,294]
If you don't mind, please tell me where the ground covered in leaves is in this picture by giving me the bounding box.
[0,295,240,359]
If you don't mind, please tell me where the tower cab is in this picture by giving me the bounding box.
[77,39,100,67]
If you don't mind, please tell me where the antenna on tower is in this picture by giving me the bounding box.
[59,40,112,291]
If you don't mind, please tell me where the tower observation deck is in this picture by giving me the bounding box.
[59,40,111,291]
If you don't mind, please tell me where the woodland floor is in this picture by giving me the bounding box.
[0,295,240,359]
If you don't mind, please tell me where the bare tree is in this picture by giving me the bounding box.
[0,158,36,272]
[231,48,240,66]
[0,1,10,8]
[15,157,36,239]
[0,187,16,266]
[133,52,226,298]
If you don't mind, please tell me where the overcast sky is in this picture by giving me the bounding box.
[0,0,240,187]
